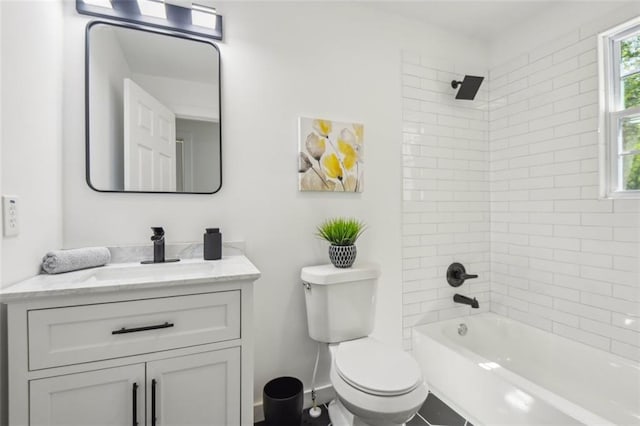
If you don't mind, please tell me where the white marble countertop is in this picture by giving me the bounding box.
[0,256,261,302]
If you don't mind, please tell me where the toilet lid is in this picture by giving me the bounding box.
[335,338,422,396]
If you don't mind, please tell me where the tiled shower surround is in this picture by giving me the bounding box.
[401,53,491,349]
[402,25,640,360]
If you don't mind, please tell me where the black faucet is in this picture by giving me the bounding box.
[141,227,180,264]
[453,293,479,309]
[151,227,165,262]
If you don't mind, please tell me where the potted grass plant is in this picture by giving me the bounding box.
[316,217,366,268]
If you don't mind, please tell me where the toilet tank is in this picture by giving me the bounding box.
[301,263,380,343]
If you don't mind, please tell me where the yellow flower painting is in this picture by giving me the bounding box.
[298,117,364,192]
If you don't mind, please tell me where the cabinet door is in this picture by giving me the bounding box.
[30,364,145,426]
[147,347,240,426]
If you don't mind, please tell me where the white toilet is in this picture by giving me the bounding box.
[301,263,428,426]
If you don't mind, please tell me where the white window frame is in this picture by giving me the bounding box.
[598,16,640,199]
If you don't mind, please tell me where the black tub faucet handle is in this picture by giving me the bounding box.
[447,262,478,287]
[461,272,478,280]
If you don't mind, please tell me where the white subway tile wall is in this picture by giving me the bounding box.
[489,25,640,361]
[402,21,640,360]
[401,52,491,350]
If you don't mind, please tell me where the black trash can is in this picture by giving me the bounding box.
[263,376,303,426]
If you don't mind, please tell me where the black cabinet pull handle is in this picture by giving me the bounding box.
[112,322,174,335]
[132,382,138,426]
[152,379,157,426]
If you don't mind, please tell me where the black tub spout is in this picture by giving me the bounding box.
[453,293,479,309]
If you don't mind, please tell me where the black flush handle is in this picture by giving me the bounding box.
[447,263,478,287]
[112,322,174,335]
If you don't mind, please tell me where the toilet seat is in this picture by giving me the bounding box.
[330,359,428,426]
[335,337,422,396]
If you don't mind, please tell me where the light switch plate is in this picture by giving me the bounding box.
[3,195,19,237]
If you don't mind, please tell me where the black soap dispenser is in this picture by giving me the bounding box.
[204,228,222,260]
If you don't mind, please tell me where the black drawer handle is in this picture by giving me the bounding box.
[112,322,174,335]
[152,378,157,426]
[132,382,138,426]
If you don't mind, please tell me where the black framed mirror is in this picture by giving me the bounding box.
[85,21,221,194]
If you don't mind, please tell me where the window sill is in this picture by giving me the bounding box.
[600,189,640,199]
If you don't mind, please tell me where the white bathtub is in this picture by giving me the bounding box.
[413,313,640,425]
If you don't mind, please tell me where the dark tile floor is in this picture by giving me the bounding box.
[255,403,331,426]
[413,392,468,426]
[255,392,471,426]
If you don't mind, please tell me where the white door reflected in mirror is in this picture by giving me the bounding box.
[124,78,177,192]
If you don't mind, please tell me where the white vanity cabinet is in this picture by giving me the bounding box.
[146,348,240,426]
[29,348,240,426]
[1,256,260,426]
[30,363,146,426]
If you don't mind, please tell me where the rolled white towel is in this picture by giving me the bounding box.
[41,247,111,274]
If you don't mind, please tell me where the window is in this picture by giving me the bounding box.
[598,17,640,198]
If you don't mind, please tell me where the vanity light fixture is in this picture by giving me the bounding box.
[192,3,218,29]
[138,0,167,20]
[81,0,114,9]
[76,0,223,40]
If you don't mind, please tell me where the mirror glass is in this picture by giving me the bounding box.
[86,22,221,193]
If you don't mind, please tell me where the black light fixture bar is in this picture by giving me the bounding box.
[76,0,223,41]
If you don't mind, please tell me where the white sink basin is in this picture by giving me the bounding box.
[79,260,220,283]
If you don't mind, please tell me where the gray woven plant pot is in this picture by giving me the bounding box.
[329,245,357,268]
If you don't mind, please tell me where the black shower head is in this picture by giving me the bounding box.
[451,75,484,100]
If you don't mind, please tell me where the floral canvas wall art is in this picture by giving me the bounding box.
[298,117,364,192]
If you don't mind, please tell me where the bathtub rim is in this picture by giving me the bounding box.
[412,312,639,426]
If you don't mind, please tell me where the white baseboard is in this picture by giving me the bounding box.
[253,383,335,423]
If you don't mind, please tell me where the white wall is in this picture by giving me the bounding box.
[1,0,63,287]
[61,0,487,406]
[176,118,220,192]
[89,25,131,190]
[0,0,3,291]
[490,2,640,67]
[0,2,4,422]
[1,2,63,423]
[488,3,640,361]
[400,53,491,350]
